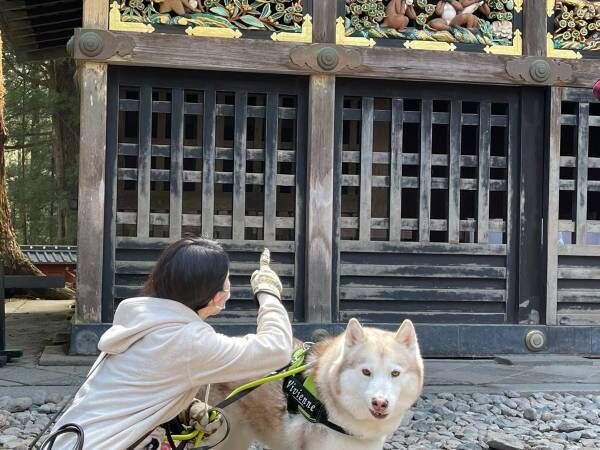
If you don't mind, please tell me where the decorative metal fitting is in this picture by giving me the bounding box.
[529,60,551,83]
[79,31,104,57]
[525,329,546,352]
[317,47,339,71]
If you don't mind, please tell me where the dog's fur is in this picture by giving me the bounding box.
[207,319,424,450]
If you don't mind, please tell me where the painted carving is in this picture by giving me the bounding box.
[551,0,600,52]
[344,0,519,47]
[115,0,306,33]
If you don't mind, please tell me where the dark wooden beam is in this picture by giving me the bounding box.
[523,0,547,56]
[305,74,335,322]
[518,87,545,324]
[75,31,600,88]
[313,0,336,43]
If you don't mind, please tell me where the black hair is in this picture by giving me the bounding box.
[141,238,230,311]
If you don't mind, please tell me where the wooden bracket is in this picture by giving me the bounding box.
[506,57,573,85]
[290,44,363,73]
[69,29,135,61]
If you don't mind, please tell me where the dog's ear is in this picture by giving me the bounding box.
[345,318,365,347]
[396,319,417,349]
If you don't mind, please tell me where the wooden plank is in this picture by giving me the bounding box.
[359,97,374,242]
[558,244,600,257]
[103,71,120,322]
[389,98,403,241]
[233,91,248,241]
[137,85,152,239]
[576,102,589,246]
[339,240,506,255]
[83,31,600,89]
[558,290,600,304]
[306,74,335,322]
[545,87,562,325]
[169,88,184,239]
[339,287,506,303]
[339,310,506,324]
[202,88,216,238]
[419,99,432,242]
[478,102,491,244]
[4,276,65,289]
[77,62,107,322]
[313,0,336,43]
[340,264,506,279]
[448,100,461,244]
[523,0,546,56]
[264,93,278,242]
[82,0,108,29]
[116,237,295,252]
[517,88,545,324]
[558,266,600,279]
[294,90,308,321]
[116,260,296,277]
[506,97,520,324]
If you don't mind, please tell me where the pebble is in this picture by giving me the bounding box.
[1,391,599,449]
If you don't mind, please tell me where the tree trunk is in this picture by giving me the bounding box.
[0,34,74,299]
[49,59,78,245]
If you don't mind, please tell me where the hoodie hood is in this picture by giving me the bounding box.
[98,297,200,354]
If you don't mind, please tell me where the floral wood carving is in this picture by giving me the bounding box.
[113,0,307,35]
[551,0,600,54]
[343,0,521,51]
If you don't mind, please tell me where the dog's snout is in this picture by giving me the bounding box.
[371,397,389,411]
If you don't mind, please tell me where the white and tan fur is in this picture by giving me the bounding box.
[205,318,424,450]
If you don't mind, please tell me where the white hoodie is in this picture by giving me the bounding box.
[51,294,293,449]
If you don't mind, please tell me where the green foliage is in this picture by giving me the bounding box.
[3,46,79,245]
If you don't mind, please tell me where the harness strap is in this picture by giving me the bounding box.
[282,376,350,436]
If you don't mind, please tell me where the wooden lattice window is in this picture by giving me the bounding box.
[557,96,600,246]
[114,86,302,244]
[339,95,511,245]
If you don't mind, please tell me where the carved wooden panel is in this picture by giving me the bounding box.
[338,0,522,54]
[109,0,312,41]
[548,0,600,59]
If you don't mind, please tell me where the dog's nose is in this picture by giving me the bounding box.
[371,397,389,411]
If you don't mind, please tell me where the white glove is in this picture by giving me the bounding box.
[250,249,283,300]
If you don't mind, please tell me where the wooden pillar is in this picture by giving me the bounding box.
[313,0,336,43]
[523,0,547,56]
[518,88,545,324]
[305,74,335,322]
[545,87,562,325]
[77,1,108,322]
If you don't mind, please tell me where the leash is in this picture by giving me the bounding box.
[166,345,314,449]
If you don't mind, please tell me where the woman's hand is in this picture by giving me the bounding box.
[251,248,283,300]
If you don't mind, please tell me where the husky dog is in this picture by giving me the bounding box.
[209,318,424,450]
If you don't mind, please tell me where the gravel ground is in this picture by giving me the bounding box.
[1,391,600,449]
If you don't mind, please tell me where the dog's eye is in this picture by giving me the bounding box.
[362,368,371,377]
[391,370,401,377]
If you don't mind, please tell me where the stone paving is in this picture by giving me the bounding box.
[1,300,600,449]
